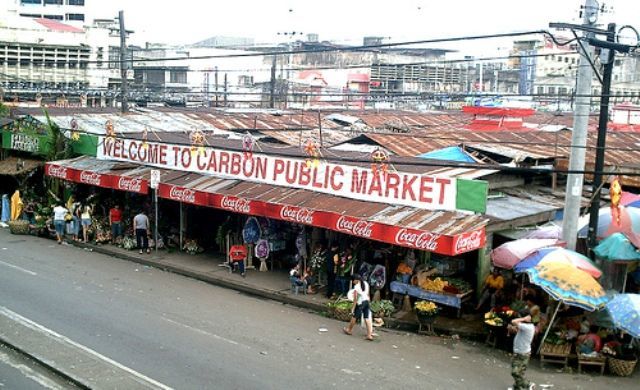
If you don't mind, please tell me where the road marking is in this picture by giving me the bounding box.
[162,317,247,348]
[0,307,173,390]
[0,348,64,390]
[0,260,37,276]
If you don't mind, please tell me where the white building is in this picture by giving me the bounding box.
[1,0,90,27]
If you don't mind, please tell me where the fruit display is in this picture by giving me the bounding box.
[420,277,448,292]
[442,277,471,293]
[484,312,505,327]
[396,263,412,274]
[415,300,438,314]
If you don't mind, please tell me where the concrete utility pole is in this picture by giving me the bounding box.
[561,0,598,250]
[214,66,219,107]
[118,10,129,113]
[269,55,276,108]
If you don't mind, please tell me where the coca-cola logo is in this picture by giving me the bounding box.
[335,216,373,238]
[220,196,251,214]
[280,206,314,225]
[118,176,143,193]
[79,171,102,186]
[394,228,440,251]
[169,186,196,203]
[48,165,68,179]
[454,230,483,254]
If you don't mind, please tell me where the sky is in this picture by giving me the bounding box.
[92,0,639,57]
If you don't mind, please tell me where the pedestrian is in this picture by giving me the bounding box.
[325,242,339,299]
[343,274,374,341]
[52,203,68,245]
[508,307,540,390]
[109,204,123,244]
[80,204,92,243]
[475,268,505,311]
[71,200,81,241]
[133,210,150,254]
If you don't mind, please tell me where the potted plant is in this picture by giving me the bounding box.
[370,300,395,318]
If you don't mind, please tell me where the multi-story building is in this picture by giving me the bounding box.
[1,0,89,27]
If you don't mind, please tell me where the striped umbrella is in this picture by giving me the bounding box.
[515,247,602,278]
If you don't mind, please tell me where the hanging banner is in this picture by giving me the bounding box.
[97,137,487,213]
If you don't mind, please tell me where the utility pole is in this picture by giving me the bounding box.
[561,0,598,250]
[269,55,276,109]
[118,10,129,113]
[214,66,219,107]
[587,23,618,248]
[223,73,228,107]
[203,70,210,108]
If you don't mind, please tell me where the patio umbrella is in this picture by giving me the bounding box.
[528,262,609,353]
[490,239,562,269]
[523,224,562,240]
[594,233,640,292]
[515,247,602,279]
[606,293,640,338]
[620,191,640,208]
[577,206,640,245]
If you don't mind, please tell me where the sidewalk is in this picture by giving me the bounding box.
[73,240,486,339]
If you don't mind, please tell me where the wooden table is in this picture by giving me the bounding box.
[578,354,606,375]
[540,343,572,370]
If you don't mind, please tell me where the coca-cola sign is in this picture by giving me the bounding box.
[279,206,314,225]
[453,230,484,254]
[169,186,197,204]
[47,165,68,179]
[117,176,144,193]
[220,196,251,214]
[394,228,440,251]
[335,216,374,238]
[79,171,103,186]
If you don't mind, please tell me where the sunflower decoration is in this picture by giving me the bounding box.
[69,118,81,141]
[610,176,623,226]
[303,138,321,168]
[242,133,255,160]
[190,128,206,157]
[105,120,116,141]
[141,127,149,150]
[371,147,390,177]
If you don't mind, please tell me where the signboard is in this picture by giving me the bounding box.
[10,133,40,153]
[150,169,160,189]
[97,137,487,213]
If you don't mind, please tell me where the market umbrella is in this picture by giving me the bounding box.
[620,191,640,208]
[526,262,608,311]
[515,247,602,279]
[10,190,23,222]
[528,262,609,353]
[606,293,640,338]
[594,233,640,292]
[577,206,640,246]
[522,224,562,240]
[490,239,562,269]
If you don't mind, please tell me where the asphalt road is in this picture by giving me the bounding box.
[0,344,77,390]
[0,230,636,390]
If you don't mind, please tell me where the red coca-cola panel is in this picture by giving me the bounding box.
[77,170,112,188]
[112,175,148,194]
[157,183,208,205]
[45,163,74,181]
[211,194,255,215]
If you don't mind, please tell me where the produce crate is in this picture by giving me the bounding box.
[8,220,29,235]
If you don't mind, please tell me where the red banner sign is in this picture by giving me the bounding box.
[157,183,208,205]
[45,162,149,195]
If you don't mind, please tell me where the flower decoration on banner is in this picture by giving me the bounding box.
[371,147,390,176]
[190,128,206,157]
[69,118,80,141]
[242,133,254,160]
[610,176,623,226]
[105,120,116,141]
[141,127,149,150]
[303,138,321,168]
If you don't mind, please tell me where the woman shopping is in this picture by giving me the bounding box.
[80,204,92,243]
[343,274,375,341]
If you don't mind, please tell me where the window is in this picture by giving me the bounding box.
[19,13,42,18]
[559,87,568,95]
[537,86,544,95]
[66,13,84,21]
[44,0,63,4]
[67,0,84,5]
[44,14,63,20]
[548,87,556,95]
[21,0,41,4]
[169,71,187,84]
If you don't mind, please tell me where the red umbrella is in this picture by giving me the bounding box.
[491,238,563,269]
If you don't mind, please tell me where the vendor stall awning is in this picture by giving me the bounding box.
[46,156,488,256]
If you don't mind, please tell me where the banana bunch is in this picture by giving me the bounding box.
[420,277,448,292]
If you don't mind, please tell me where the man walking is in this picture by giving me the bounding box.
[133,210,150,254]
[508,307,539,390]
[325,242,339,299]
[109,204,123,244]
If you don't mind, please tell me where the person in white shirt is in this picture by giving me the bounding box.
[52,204,68,244]
[133,211,150,254]
[508,307,540,390]
[343,274,374,341]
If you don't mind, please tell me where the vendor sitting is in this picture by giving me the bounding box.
[290,265,307,291]
[475,268,504,311]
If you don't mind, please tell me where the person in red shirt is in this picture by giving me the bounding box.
[109,205,123,244]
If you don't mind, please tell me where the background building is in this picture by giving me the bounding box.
[1,0,90,27]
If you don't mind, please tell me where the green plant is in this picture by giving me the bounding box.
[370,300,395,317]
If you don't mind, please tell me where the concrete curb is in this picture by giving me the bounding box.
[0,339,90,389]
[73,241,486,340]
